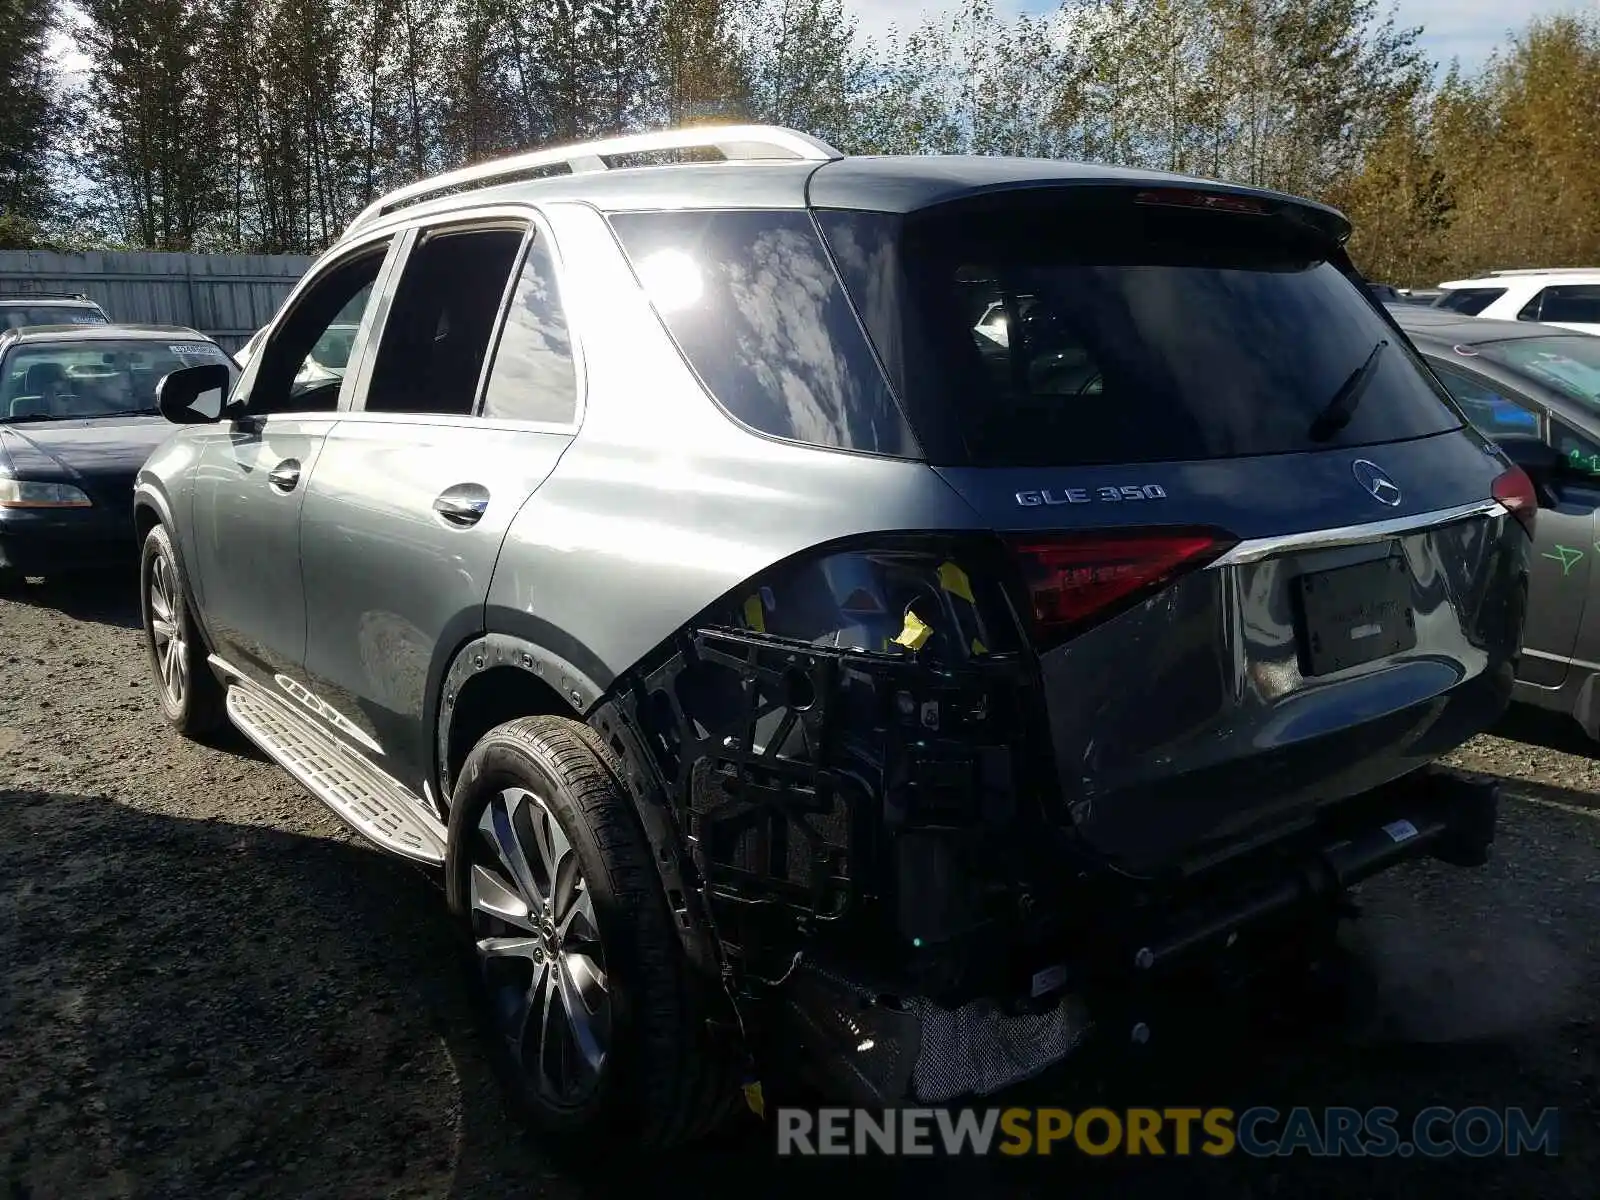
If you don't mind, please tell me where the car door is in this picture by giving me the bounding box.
[1428,356,1596,687]
[297,212,583,796]
[186,235,399,690]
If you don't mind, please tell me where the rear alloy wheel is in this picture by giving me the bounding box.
[470,785,612,1107]
[445,715,739,1152]
[140,524,224,737]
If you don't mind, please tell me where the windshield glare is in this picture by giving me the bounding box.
[1477,337,1600,408]
[1,340,236,421]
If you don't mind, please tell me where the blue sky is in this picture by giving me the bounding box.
[844,0,1593,73]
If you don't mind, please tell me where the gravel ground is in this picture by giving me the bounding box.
[2,570,1596,1199]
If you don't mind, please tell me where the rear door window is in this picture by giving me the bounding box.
[364,226,526,417]
[1523,285,1600,325]
[1426,359,1542,437]
[819,202,1461,467]
[480,233,577,425]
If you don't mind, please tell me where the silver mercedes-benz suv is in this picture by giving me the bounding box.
[134,124,1533,1150]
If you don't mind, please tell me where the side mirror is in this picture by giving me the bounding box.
[156,364,233,424]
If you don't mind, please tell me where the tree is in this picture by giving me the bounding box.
[1332,102,1451,285]
[0,0,68,245]
[32,0,1600,279]
[1459,13,1600,270]
[739,0,868,149]
[1334,11,1600,284]
[652,0,748,125]
[848,0,1075,157]
[76,0,223,249]
[847,19,962,155]
[586,0,656,134]
[437,0,525,164]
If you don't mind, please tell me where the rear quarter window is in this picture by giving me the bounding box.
[607,209,918,458]
[819,202,1462,467]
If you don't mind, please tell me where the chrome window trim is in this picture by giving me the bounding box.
[341,202,587,434]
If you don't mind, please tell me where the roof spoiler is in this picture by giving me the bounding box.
[905,180,1352,247]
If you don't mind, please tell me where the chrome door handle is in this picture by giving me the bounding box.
[433,487,489,527]
[268,460,301,492]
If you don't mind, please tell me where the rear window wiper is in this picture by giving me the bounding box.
[1309,338,1387,441]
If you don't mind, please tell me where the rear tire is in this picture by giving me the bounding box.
[445,715,739,1154]
[140,524,225,737]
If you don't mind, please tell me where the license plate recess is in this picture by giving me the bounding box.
[1294,553,1416,677]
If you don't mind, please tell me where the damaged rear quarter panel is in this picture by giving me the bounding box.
[484,200,990,687]
[480,201,1014,998]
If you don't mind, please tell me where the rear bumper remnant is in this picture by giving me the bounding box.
[774,765,1498,1106]
[1128,766,1499,976]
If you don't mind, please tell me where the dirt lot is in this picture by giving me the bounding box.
[2,571,1597,1199]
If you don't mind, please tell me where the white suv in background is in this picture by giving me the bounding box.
[1433,268,1600,334]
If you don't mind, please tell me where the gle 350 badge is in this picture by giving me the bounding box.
[1015,485,1168,506]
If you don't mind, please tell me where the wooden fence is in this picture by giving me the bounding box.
[0,250,314,353]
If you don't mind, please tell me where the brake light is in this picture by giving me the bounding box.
[1006,528,1236,651]
[1133,188,1269,215]
[1492,466,1537,537]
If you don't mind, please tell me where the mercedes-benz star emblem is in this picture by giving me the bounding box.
[1352,459,1403,507]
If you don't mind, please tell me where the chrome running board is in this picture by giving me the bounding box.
[220,668,446,865]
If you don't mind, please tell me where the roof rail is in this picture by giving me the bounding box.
[1487,267,1600,277]
[0,290,92,301]
[344,123,844,237]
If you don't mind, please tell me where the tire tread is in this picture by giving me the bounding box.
[453,714,740,1150]
[141,524,225,738]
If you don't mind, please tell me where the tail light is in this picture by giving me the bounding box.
[1005,528,1236,652]
[1491,466,1537,537]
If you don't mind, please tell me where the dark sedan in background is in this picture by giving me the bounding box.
[0,323,237,581]
[1391,303,1600,738]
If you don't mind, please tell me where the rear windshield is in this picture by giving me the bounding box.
[1433,288,1504,316]
[0,306,107,330]
[818,201,1461,467]
[1477,336,1600,409]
